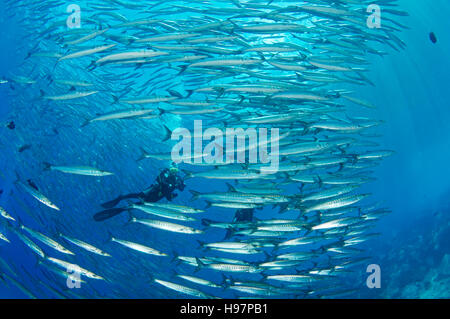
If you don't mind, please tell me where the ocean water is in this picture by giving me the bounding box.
[0,0,449,299]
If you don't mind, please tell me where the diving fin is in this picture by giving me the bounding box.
[93,208,127,222]
[100,195,124,209]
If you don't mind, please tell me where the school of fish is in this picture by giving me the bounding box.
[0,0,407,299]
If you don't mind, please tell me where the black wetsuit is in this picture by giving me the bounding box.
[94,169,185,222]
[233,209,254,222]
[224,208,254,239]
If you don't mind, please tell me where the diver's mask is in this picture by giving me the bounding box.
[169,163,179,174]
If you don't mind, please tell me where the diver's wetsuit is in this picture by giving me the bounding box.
[233,209,254,222]
[94,168,185,222]
[224,208,254,239]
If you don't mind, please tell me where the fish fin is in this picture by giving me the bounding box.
[137,147,149,162]
[196,239,205,249]
[170,250,179,263]
[177,65,187,75]
[124,200,134,209]
[33,253,45,268]
[226,183,237,192]
[223,228,234,240]
[169,269,178,279]
[80,118,91,128]
[185,90,194,98]
[183,170,194,180]
[196,257,206,267]
[87,61,96,71]
[221,274,231,289]
[271,244,280,254]
[278,203,289,214]
[313,176,323,188]
[167,89,183,99]
[189,190,200,201]
[298,183,305,194]
[157,107,166,116]
[105,231,114,244]
[214,88,224,98]
[125,211,135,226]
[161,125,172,142]
[43,162,52,171]
[194,258,204,273]
[201,218,212,227]
[27,179,39,191]
[16,216,24,229]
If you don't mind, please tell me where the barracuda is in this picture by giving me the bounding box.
[154,278,214,299]
[20,225,74,256]
[111,237,167,257]
[131,217,203,234]
[15,181,60,211]
[3,0,407,299]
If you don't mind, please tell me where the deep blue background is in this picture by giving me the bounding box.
[0,0,449,298]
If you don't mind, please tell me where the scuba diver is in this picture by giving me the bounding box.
[224,208,255,239]
[94,163,186,222]
[6,121,15,130]
[233,208,254,223]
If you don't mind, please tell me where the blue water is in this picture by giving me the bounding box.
[0,0,449,299]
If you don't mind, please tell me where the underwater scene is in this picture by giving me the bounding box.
[0,0,448,299]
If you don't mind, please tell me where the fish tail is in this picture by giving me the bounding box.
[221,274,230,289]
[162,125,172,142]
[177,65,187,75]
[226,183,237,192]
[46,75,53,85]
[170,250,179,263]
[185,89,194,98]
[182,170,193,180]
[194,257,205,273]
[204,200,212,209]
[105,230,114,244]
[137,147,149,162]
[42,162,52,171]
[87,61,97,71]
[112,95,119,104]
[278,203,289,214]
[125,210,135,226]
[188,190,200,201]
[196,239,206,248]
[313,176,323,188]
[201,218,212,226]
[167,89,183,99]
[80,118,91,128]
[223,228,234,240]
[157,107,166,117]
